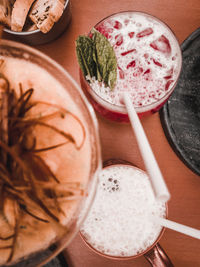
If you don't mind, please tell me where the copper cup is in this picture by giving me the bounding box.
[80,159,174,267]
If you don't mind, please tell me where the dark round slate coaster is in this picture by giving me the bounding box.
[160,28,200,176]
[13,250,68,267]
[44,253,68,267]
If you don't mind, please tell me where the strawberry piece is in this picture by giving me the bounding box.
[136,27,153,38]
[118,66,125,79]
[95,23,113,39]
[127,60,136,69]
[165,80,174,91]
[133,67,143,77]
[121,49,136,56]
[143,69,151,75]
[143,69,151,80]
[164,75,172,80]
[153,59,162,67]
[115,34,123,46]
[128,32,135,38]
[113,20,122,29]
[150,35,171,54]
[164,67,173,79]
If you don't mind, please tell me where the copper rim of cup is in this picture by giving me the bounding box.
[79,160,168,260]
[81,10,182,115]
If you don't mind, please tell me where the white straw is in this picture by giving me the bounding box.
[150,216,200,240]
[123,92,170,202]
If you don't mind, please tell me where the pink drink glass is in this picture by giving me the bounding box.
[80,11,182,122]
[80,159,173,266]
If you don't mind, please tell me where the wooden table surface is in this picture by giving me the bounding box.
[5,0,200,266]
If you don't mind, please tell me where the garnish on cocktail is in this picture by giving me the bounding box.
[0,61,85,263]
[75,12,182,122]
[76,28,117,90]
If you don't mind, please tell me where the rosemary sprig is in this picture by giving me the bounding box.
[0,73,86,263]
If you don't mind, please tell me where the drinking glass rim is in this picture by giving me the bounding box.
[82,10,182,114]
[0,39,102,266]
[79,162,168,260]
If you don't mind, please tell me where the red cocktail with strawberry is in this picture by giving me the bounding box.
[77,11,182,122]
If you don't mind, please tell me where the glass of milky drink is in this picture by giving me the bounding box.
[80,159,173,266]
[79,11,182,122]
[0,40,101,266]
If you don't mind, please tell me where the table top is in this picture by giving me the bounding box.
[5,0,200,266]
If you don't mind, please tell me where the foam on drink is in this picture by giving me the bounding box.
[87,12,181,112]
[81,165,166,257]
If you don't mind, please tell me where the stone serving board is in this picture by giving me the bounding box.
[43,252,68,267]
[160,28,200,176]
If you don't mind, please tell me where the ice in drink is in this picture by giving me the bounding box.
[81,164,166,257]
[80,12,182,122]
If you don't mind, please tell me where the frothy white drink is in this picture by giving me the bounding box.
[81,165,166,257]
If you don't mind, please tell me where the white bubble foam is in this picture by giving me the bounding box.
[81,165,166,257]
[90,12,181,109]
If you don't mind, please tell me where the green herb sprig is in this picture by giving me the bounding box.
[76,28,117,90]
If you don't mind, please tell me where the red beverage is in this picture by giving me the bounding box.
[80,12,182,122]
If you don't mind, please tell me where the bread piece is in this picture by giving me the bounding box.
[29,0,65,34]
[0,0,14,27]
[11,0,35,32]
